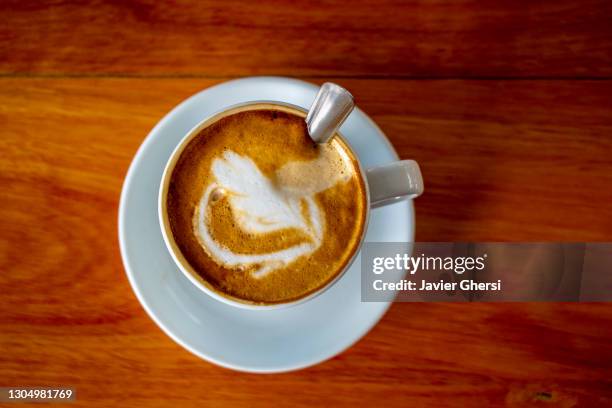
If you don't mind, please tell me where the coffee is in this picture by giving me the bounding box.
[166,107,367,304]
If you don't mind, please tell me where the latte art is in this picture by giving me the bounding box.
[194,149,350,277]
[166,108,367,304]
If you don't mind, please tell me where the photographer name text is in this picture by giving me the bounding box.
[373,279,502,291]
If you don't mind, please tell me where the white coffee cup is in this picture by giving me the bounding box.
[159,101,423,309]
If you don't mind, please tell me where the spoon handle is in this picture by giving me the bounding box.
[306,82,355,144]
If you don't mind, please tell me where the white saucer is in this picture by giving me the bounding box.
[118,77,414,373]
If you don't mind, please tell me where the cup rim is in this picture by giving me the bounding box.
[158,101,371,310]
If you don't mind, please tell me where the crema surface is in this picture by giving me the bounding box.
[167,109,366,304]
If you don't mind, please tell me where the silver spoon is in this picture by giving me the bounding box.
[306,82,355,144]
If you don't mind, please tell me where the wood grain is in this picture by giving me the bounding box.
[1,78,612,407]
[1,0,612,78]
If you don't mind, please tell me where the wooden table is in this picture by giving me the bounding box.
[1,1,612,407]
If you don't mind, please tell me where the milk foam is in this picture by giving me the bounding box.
[193,148,351,278]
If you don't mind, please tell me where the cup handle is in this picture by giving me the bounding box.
[366,160,424,208]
